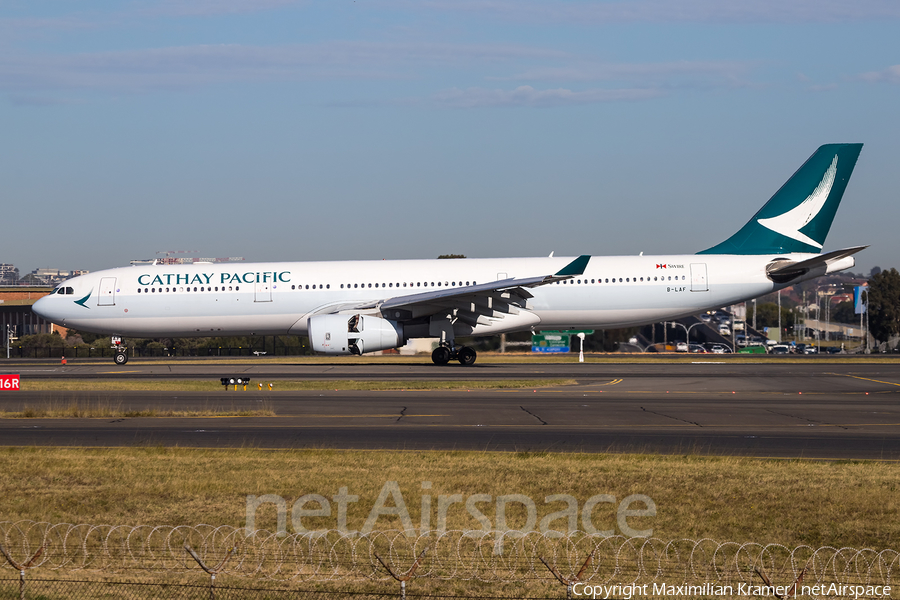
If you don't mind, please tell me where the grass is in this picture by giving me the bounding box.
[17,378,576,392]
[0,400,276,418]
[2,447,896,598]
[0,447,896,551]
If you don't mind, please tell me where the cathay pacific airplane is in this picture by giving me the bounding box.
[34,143,865,366]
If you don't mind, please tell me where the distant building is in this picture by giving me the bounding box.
[28,268,89,285]
[131,257,245,265]
[0,264,18,284]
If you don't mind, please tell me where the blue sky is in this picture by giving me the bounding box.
[3,0,899,274]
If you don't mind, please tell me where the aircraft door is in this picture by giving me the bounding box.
[98,277,117,306]
[690,263,708,292]
[255,281,272,302]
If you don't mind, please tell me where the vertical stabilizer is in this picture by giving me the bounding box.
[699,143,862,255]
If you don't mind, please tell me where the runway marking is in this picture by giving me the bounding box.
[229,423,900,429]
[832,374,900,387]
[96,371,144,375]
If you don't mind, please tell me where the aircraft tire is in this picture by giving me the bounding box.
[457,346,477,365]
[431,346,451,365]
[114,352,128,366]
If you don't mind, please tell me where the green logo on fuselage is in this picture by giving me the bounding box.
[74,290,92,308]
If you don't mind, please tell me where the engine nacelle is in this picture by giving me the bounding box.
[308,314,404,355]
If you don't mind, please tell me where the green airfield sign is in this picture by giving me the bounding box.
[531,330,594,353]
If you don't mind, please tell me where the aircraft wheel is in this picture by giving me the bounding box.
[431,346,451,365]
[114,352,128,366]
[457,346,477,366]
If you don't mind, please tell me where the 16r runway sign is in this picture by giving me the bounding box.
[0,374,20,390]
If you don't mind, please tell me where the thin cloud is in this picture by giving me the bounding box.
[859,65,900,84]
[0,42,568,94]
[433,85,663,108]
[139,0,306,18]
[488,61,751,84]
[408,0,900,24]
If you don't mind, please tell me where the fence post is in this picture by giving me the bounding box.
[0,543,45,600]
[755,561,808,599]
[540,550,594,600]
[185,545,235,600]
[374,546,429,600]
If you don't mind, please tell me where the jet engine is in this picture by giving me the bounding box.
[308,314,404,355]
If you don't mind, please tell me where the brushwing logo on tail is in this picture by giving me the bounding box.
[756,155,838,250]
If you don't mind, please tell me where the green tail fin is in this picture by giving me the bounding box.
[698,143,862,255]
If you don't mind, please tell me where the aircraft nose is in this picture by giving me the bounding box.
[32,295,56,321]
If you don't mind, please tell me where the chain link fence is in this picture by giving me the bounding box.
[1,521,897,598]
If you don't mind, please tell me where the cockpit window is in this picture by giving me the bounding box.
[65,287,74,295]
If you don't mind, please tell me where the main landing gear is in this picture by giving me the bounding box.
[432,344,477,366]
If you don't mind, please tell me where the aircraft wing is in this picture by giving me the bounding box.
[377,254,590,311]
[311,255,590,326]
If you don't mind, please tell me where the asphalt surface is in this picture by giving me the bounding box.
[2,358,899,459]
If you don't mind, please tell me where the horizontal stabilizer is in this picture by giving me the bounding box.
[766,245,867,283]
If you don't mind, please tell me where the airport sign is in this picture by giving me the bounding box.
[532,334,570,353]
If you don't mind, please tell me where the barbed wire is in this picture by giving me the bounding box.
[1,521,897,591]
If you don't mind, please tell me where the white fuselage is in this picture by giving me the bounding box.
[33,253,808,339]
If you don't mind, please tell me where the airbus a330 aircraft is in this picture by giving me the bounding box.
[34,144,866,366]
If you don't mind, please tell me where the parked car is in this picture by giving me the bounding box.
[771,345,790,355]
[804,346,819,354]
[737,344,768,354]
[688,344,708,353]
[826,346,843,354]
[718,324,731,336]
[710,344,729,354]
[675,341,688,352]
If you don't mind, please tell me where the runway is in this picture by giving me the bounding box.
[2,359,899,459]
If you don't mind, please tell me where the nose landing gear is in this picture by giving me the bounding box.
[111,336,128,365]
